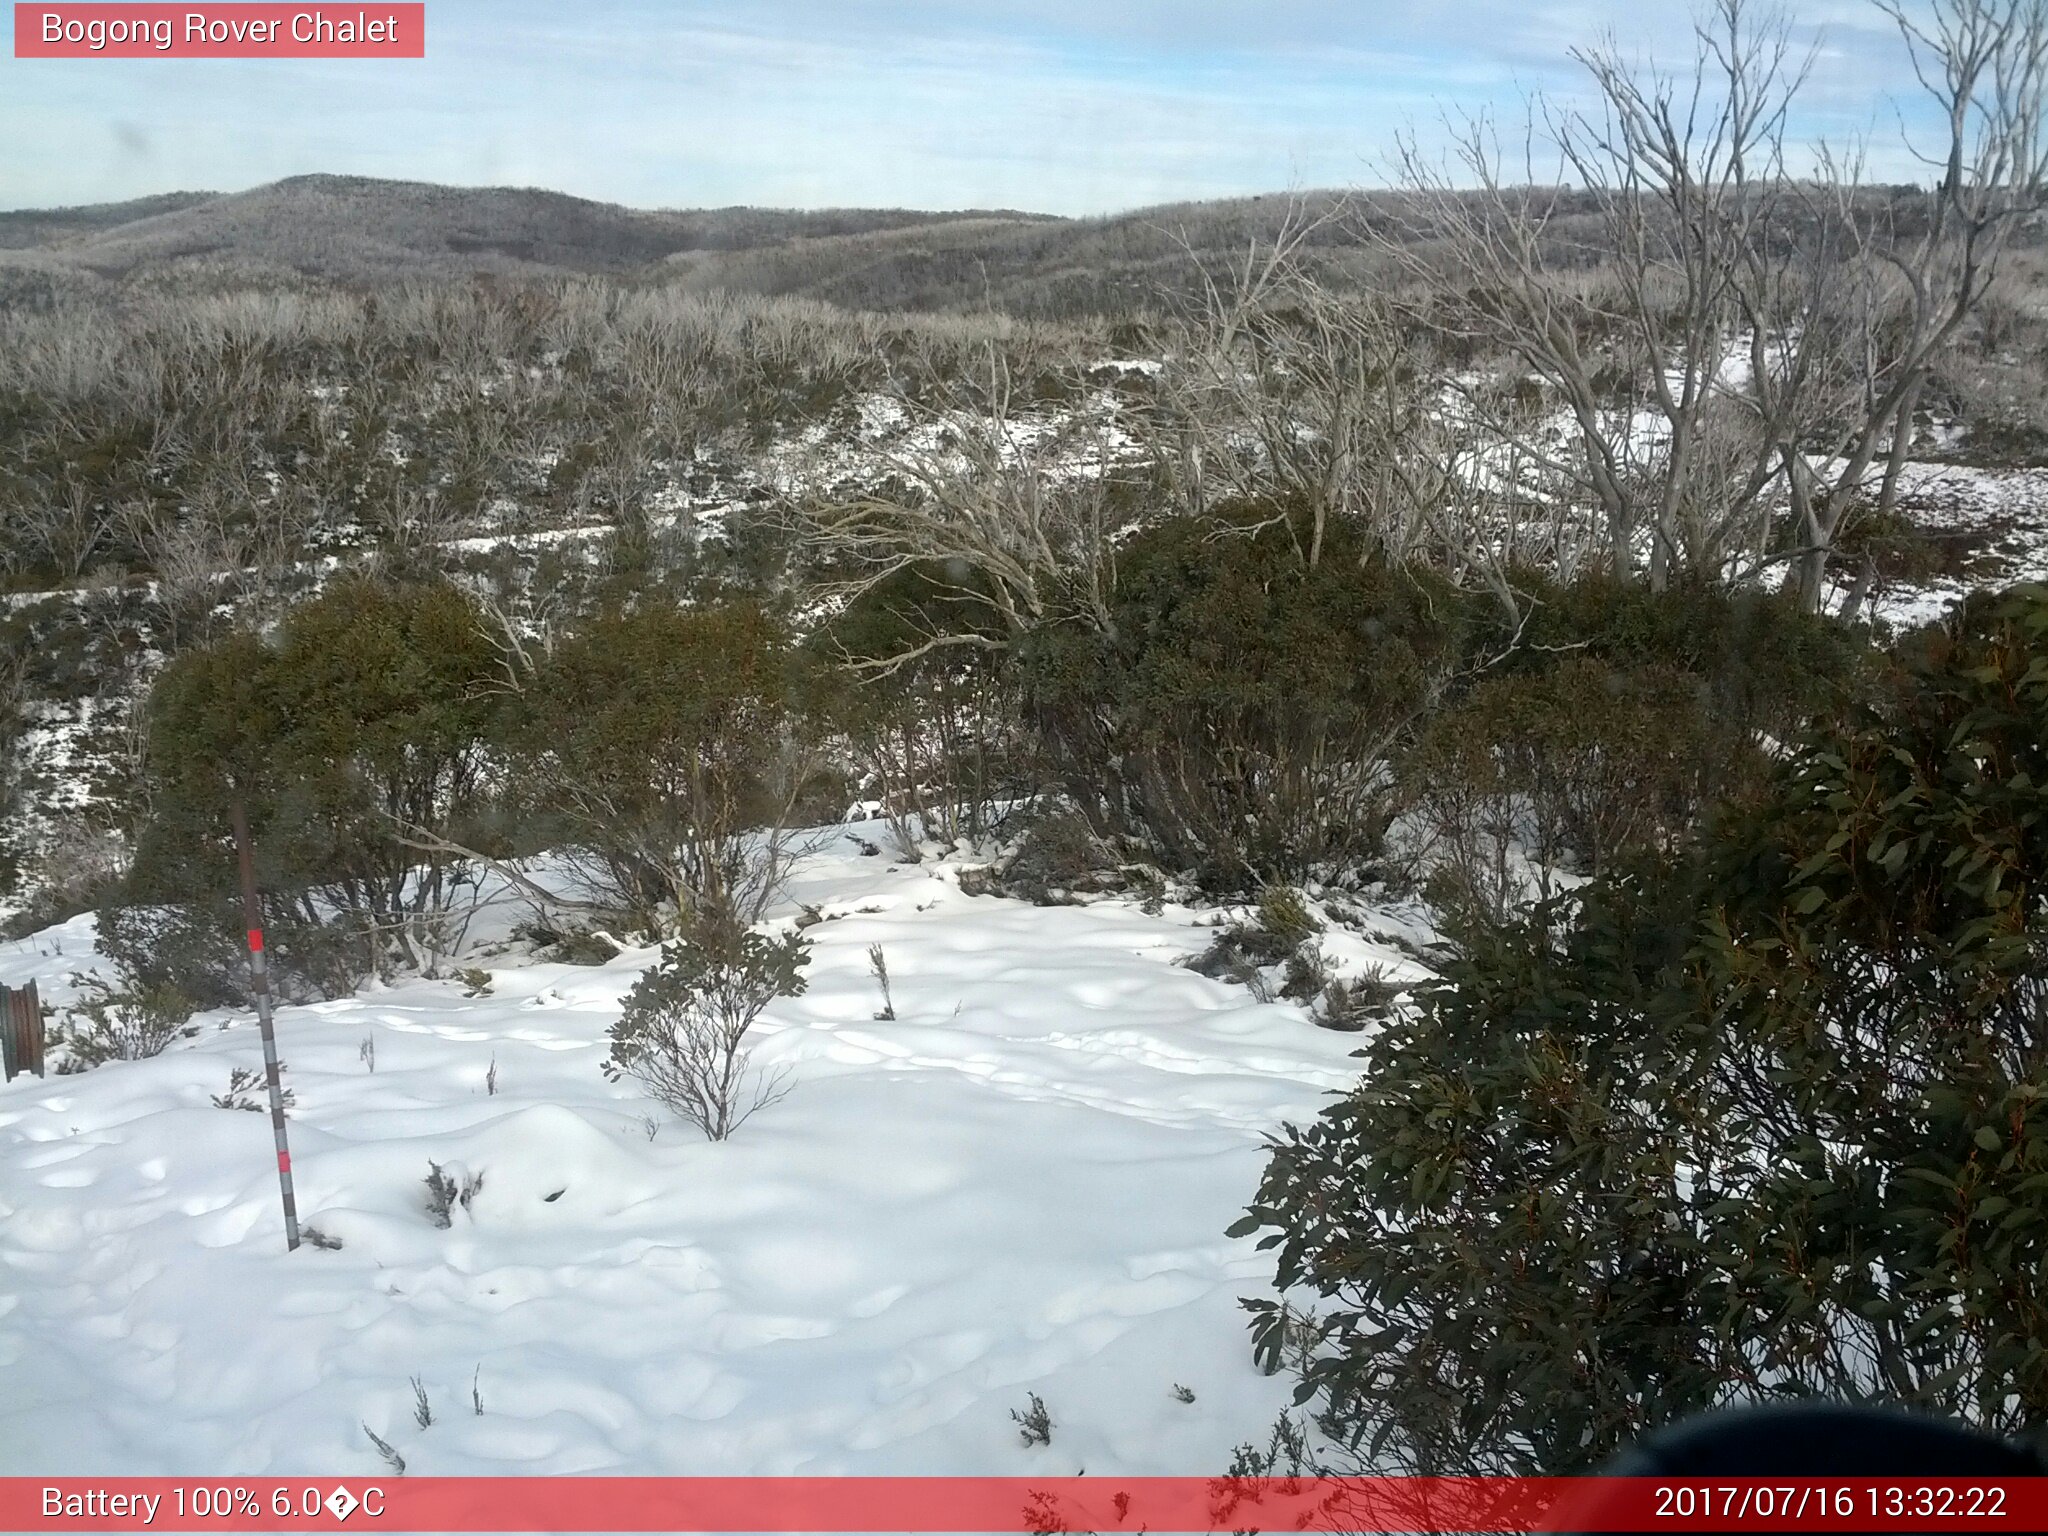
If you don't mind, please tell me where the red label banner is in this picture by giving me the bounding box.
[14,5,424,58]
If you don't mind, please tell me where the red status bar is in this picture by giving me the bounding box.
[7,1476,2048,1532]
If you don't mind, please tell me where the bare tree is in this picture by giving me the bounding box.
[12,474,113,584]
[1374,0,2048,607]
[1154,197,1422,571]
[1782,0,2048,603]
[1152,203,1579,622]
[800,344,1131,671]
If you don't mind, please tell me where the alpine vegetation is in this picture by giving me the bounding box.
[1,0,2046,1491]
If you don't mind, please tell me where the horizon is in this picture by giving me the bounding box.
[0,0,1951,218]
[0,167,1962,226]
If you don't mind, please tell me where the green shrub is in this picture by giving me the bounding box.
[819,563,1026,850]
[1239,584,2048,1474]
[1255,885,1323,948]
[1403,577,1870,920]
[1411,657,1716,874]
[1021,507,1472,891]
[65,978,197,1066]
[97,894,364,1008]
[997,810,1117,904]
[1186,888,1324,996]
[548,928,623,966]
[1278,943,1334,1003]
[603,917,810,1140]
[124,575,502,987]
[516,601,818,929]
[1313,966,1403,1032]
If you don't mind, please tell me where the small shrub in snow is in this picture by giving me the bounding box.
[1172,1383,1197,1404]
[603,917,808,1142]
[456,966,494,997]
[1255,885,1322,949]
[1185,886,1329,1001]
[1010,1391,1054,1447]
[484,1054,498,1096]
[1313,966,1402,1033]
[1184,923,1290,989]
[423,1162,485,1228]
[359,1036,376,1072]
[549,928,623,966]
[1219,1413,1318,1487]
[471,1367,483,1416]
[410,1376,433,1428]
[999,812,1119,905]
[362,1422,405,1475]
[210,1065,294,1112]
[64,979,195,1066]
[302,1226,343,1250]
[1020,1490,1067,1536]
[1020,1490,1070,1536]
[867,943,896,1020]
[1278,944,1334,1004]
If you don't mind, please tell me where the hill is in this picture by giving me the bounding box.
[0,174,1064,288]
[0,191,219,250]
[0,175,1413,315]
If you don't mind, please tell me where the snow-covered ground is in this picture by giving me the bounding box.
[1848,461,2048,629]
[0,829,1406,1477]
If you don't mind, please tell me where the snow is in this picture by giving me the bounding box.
[0,830,1370,1477]
[1828,462,2048,629]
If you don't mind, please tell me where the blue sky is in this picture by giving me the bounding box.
[1,1,1940,214]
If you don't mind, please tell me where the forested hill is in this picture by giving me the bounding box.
[0,174,1384,314]
[0,173,1062,298]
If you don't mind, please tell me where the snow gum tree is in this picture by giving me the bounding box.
[1375,0,2048,608]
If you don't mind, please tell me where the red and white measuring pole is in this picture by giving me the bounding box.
[230,797,302,1252]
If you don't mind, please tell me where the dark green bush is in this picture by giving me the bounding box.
[1410,657,1717,875]
[994,810,1120,904]
[1403,576,1870,920]
[1022,507,1472,891]
[121,574,503,992]
[1239,584,2048,1474]
[815,563,1026,850]
[514,600,820,928]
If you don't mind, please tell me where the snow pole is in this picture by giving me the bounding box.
[231,796,302,1252]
